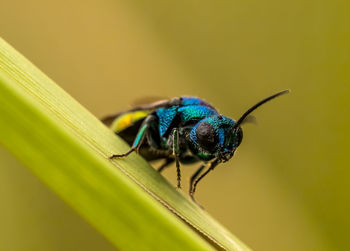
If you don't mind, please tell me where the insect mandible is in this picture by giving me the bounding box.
[103,90,289,204]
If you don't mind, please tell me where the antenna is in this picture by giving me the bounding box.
[233,89,290,129]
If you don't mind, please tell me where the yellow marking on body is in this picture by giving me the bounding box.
[111,111,149,133]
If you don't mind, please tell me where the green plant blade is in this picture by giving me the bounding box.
[0,37,250,251]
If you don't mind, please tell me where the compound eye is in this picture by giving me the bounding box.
[196,122,217,150]
[234,127,243,147]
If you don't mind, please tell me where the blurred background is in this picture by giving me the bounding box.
[0,0,349,250]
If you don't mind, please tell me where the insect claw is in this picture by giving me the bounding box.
[190,192,194,200]
[109,148,135,159]
[190,193,205,209]
[109,154,123,159]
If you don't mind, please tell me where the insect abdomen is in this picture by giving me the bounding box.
[111,111,149,133]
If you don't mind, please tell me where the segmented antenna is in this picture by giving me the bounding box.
[233,89,290,129]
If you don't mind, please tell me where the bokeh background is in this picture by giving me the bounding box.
[0,1,349,250]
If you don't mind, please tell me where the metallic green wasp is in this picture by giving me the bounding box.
[103,90,289,203]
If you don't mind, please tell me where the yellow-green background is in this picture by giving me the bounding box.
[0,1,348,250]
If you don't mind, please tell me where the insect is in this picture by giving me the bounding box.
[103,90,289,203]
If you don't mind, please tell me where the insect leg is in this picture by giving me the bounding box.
[189,164,206,195]
[109,115,156,159]
[157,158,174,173]
[190,159,220,202]
[172,128,181,188]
